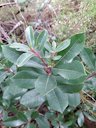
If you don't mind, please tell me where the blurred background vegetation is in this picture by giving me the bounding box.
[0,0,96,47]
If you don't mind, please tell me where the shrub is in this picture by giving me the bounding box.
[0,26,96,127]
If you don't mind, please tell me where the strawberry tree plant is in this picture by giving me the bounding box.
[0,26,96,128]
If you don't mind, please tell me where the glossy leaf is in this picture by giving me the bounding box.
[68,93,80,107]
[80,48,95,70]
[44,42,52,52]
[36,30,48,50]
[56,76,84,93]
[36,116,50,128]
[47,88,68,113]
[56,75,86,85]
[3,85,27,100]
[25,26,35,47]
[59,33,85,63]
[7,71,38,89]
[20,89,45,108]
[24,60,44,69]
[55,39,70,52]
[53,61,86,80]
[0,71,7,84]
[0,63,4,69]
[4,117,25,127]
[16,52,34,67]
[10,43,30,52]
[53,55,61,60]
[2,45,20,63]
[35,75,57,95]
[77,112,84,127]
[58,83,83,93]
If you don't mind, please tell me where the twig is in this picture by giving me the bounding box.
[82,90,96,102]
[86,72,96,80]
[9,21,24,35]
[0,25,10,41]
[15,2,27,26]
[0,2,16,8]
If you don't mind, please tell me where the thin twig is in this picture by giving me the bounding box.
[15,2,27,26]
[86,72,96,80]
[0,2,16,8]
[9,21,24,35]
[82,90,96,102]
[0,25,10,41]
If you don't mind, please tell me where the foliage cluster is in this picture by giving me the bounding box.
[0,0,96,128]
[0,25,96,128]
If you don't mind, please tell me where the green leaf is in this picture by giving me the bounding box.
[10,43,30,52]
[53,61,86,80]
[52,55,61,60]
[3,85,27,100]
[56,76,84,93]
[59,33,85,63]
[0,71,7,84]
[56,75,85,85]
[47,88,68,113]
[52,41,57,50]
[55,39,70,52]
[16,52,34,67]
[77,112,84,127]
[7,71,38,89]
[2,45,20,63]
[25,26,35,47]
[4,117,25,127]
[17,112,27,122]
[68,93,80,107]
[31,110,39,119]
[0,43,3,59]
[80,48,95,70]
[35,75,57,95]
[24,60,44,69]
[36,116,50,128]
[44,42,52,52]
[0,63,4,69]
[20,89,45,108]
[58,83,83,93]
[36,30,48,50]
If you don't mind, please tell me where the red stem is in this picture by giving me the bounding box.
[30,48,48,66]
[30,48,52,75]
